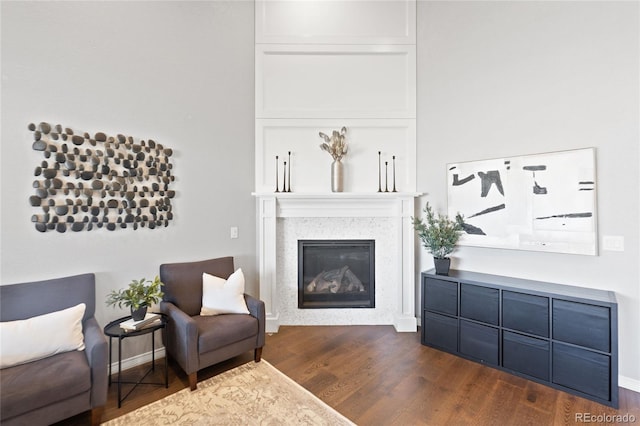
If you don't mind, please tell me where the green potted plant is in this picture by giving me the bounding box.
[106,276,164,320]
[412,202,465,275]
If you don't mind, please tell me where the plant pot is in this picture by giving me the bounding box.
[434,257,451,276]
[131,306,148,321]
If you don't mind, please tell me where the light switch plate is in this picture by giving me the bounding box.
[230,227,239,239]
[602,235,624,252]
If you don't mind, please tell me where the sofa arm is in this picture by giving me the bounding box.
[160,301,199,375]
[83,317,108,408]
[245,294,266,348]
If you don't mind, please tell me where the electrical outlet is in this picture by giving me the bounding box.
[230,227,239,239]
[602,235,624,252]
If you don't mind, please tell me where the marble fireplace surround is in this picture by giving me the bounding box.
[254,193,420,333]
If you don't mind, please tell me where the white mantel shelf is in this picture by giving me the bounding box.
[252,192,422,198]
[253,192,422,217]
[253,192,422,333]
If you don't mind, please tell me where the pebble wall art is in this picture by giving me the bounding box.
[28,122,175,233]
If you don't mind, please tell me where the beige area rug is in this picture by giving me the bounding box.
[103,360,355,426]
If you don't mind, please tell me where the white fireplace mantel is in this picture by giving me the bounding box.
[253,192,421,333]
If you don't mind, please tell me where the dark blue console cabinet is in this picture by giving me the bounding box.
[421,269,618,408]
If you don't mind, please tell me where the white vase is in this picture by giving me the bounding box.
[331,159,344,192]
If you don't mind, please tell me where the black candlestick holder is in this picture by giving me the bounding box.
[274,156,280,193]
[392,155,397,192]
[384,161,389,192]
[287,151,292,192]
[377,151,382,192]
[283,161,287,192]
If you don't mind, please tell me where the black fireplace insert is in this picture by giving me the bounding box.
[298,239,375,309]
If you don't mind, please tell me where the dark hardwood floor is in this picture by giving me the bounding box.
[59,326,640,425]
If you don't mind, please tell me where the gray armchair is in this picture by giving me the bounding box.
[0,273,108,426]
[159,256,265,390]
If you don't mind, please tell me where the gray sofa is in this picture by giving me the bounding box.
[0,273,108,426]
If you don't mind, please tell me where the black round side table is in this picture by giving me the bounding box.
[103,313,168,408]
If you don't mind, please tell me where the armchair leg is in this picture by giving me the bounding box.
[189,372,198,391]
[90,406,105,426]
[255,347,263,362]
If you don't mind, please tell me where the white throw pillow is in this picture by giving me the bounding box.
[201,268,250,316]
[0,303,86,369]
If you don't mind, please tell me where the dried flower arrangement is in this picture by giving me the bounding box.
[319,127,348,161]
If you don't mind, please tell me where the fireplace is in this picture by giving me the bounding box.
[255,194,419,332]
[298,239,375,309]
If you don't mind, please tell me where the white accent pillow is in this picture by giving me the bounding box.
[200,268,250,316]
[0,303,86,369]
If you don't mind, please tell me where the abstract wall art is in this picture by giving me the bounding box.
[28,122,175,233]
[447,148,597,255]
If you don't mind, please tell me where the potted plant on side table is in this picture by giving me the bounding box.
[106,276,164,320]
[412,202,465,276]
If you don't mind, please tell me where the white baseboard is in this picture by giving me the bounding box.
[393,314,418,332]
[109,347,166,374]
[265,315,280,333]
[619,375,640,393]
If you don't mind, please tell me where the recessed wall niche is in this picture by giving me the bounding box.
[28,122,175,233]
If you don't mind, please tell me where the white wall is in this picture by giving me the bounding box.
[254,0,417,194]
[417,1,639,389]
[0,1,256,360]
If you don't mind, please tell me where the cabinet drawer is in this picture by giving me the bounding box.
[424,277,458,316]
[503,331,549,381]
[553,300,610,352]
[460,320,499,365]
[503,291,549,337]
[423,311,458,352]
[553,343,611,401]
[460,284,499,325]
